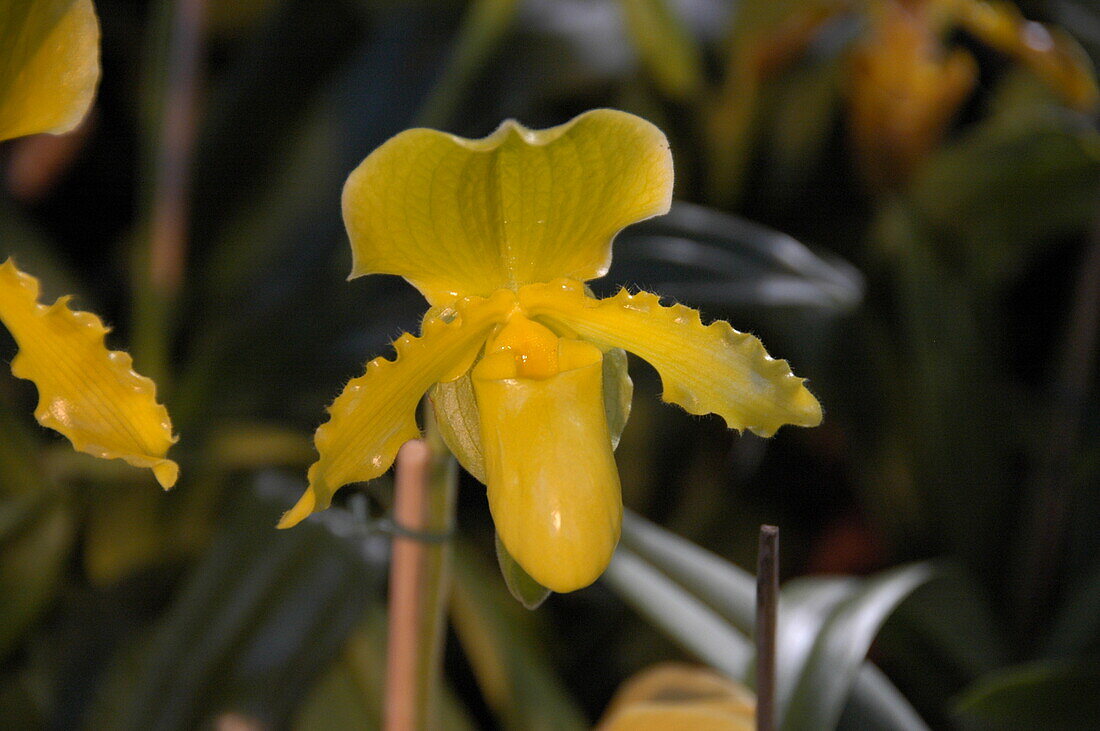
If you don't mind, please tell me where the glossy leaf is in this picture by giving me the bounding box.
[783,564,933,731]
[608,202,863,312]
[602,545,755,680]
[619,512,930,730]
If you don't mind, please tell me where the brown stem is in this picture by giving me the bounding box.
[756,525,779,731]
[149,0,204,296]
[134,0,205,384]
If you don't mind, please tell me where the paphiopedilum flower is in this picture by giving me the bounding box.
[0,0,178,486]
[279,109,821,592]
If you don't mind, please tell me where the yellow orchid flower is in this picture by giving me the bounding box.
[598,663,756,730]
[279,109,822,592]
[0,1,178,487]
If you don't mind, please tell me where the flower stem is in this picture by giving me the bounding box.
[384,413,458,730]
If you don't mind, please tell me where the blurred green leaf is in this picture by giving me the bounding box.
[192,0,368,243]
[909,74,1100,286]
[495,534,551,610]
[618,511,930,730]
[451,541,587,730]
[0,387,72,660]
[293,607,476,730]
[90,475,382,729]
[617,0,705,101]
[619,509,757,627]
[954,662,1100,729]
[609,202,863,313]
[772,576,857,718]
[783,564,933,731]
[0,495,72,659]
[763,58,841,195]
[0,200,88,306]
[1045,557,1100,660]
[603,545,755,680]
[416,0,520,128]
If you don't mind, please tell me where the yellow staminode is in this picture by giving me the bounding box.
[0,261,178,487]
[282,109,822,593]
[0,0,100,141]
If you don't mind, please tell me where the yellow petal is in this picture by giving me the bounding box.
[0,260,177,487]
[599,663,756,731]
[341,108,673,307]
[954,0,1099,112]
[473,337,621,593]
[279,289,516,528]
[0,0,100,141]
[520,280,822,437]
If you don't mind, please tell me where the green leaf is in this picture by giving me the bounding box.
[908,73,1100,286]
[783,564,933,731]
[89,476,383,729]
[0,495,72,658]
[416,0,521,128]
[609,202,863,313]
[451,541,587,730]
[773,576,859,716]
[617,0,706,100]
[619,510,757,629]
[1044,557,1100,660]
[495,533,551,610]
[602,545,754,680]
[293,607,476,731]
[618,511,930,730]
[954,662,1100,729]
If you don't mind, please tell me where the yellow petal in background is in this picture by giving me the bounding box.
[279,290,516,528]
[521,280,822,437]
[598,663,756,731]
[0,260,177,487]
[473,337,621,593]
[342,109,673,306]
[0,0,100,141]
[954,0,1099,112]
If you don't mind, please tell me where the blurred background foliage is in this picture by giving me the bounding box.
[2,0,1099,727]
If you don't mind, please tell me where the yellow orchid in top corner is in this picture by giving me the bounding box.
[0,0,178,487]
[279,109,822,593]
